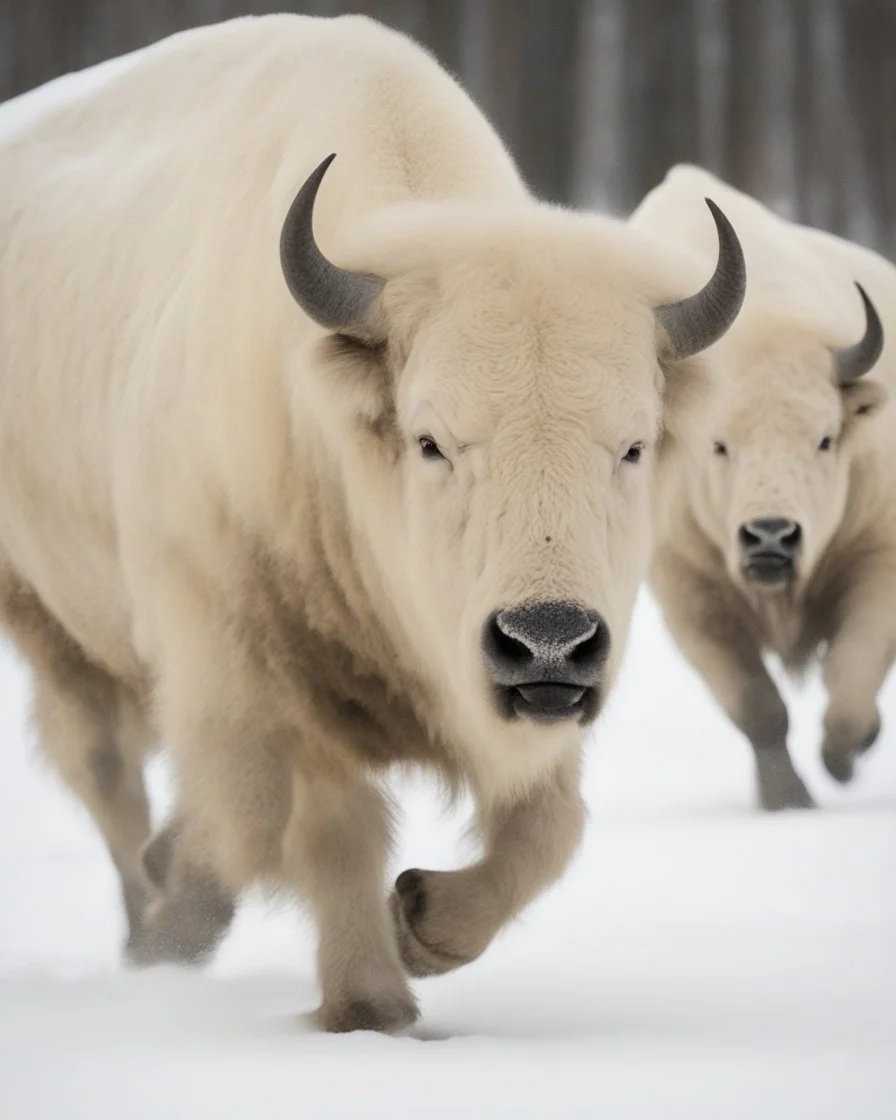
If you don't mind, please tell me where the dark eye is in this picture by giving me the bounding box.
[818,436,833,452]
[714,441,728,457]
[622,442,643,465]
[418,435,444,460]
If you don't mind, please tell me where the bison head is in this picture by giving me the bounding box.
[687,283,885,593]
[278,156,745,778]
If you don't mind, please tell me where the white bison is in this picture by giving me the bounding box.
[632,164,893,811]
[0,17,745,1031]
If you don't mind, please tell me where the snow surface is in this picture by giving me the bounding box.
[2,592,895,1120]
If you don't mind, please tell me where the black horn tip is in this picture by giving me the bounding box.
[655,197,747,360]
[703,196,724,222]
[279,153,338,285]
[704,197,747,293]
[279,152,385,336]
[835,281,884,384]
[300,153,338,206]
[855,280,884,360]
[313,152,339,185]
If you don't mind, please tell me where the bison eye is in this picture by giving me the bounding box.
[818,435,833,452]
[418,435,444,461]
[713,441,728,457]
[622,442,643,465]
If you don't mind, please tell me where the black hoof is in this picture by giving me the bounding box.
[822,745,856,784]
[858,721,881,755]
[755,751,815,810]
[395,869,427,921]
[317,994,419,1035]
[759,782,815,811]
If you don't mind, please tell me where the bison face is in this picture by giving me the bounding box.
[393,281,658,735]
[280,156,745,770]
[690,289,886,594]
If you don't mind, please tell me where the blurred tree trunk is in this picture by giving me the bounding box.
[841,0,896,257]
[0,0,891,253]
[622,0,700,207]
[514,0,582,201]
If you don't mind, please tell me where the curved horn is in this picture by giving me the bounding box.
[656,198,746,360]
[279,153,385,335]
[833,282,884,384]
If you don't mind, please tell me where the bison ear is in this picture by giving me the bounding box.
[842,377,887,422]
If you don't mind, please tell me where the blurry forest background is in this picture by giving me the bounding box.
[0,0,893,255]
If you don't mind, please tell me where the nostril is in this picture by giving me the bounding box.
[483,602,610,692]
[740,518,802,555]
[738,524,761,549]
[780,524,802,551]
[485,613,535,671]
[569,619,611,670]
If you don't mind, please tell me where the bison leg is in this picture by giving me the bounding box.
[391,753,585,978]
[286,773,417,1034]
[821,599,896,784]
[650,552,813,811]
[34,675,156,954]
[126,816,237,967]
[129,715,296,967]
[0,582,156,953]
[736,675,814,811]
[129,571,300,965]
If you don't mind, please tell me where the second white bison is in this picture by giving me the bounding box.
[0,17,745,1030]
[632,164,893,810]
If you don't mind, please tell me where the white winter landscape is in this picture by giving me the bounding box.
[1,42,895,1120]
[2,592,895,1120]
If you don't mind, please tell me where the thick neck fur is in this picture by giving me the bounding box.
[214,333,462,773]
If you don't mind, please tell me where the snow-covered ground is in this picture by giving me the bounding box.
[2,592,895,1120]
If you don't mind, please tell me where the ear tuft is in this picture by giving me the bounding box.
[842,378,887,420]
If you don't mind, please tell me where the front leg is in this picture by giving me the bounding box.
[391,753,586,978]
[126,709,293,967]
[128,817,237,968]
[285,772,418,1033]
[651,549,813,811]
[126,585,293,966]
[821,571,896,783]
